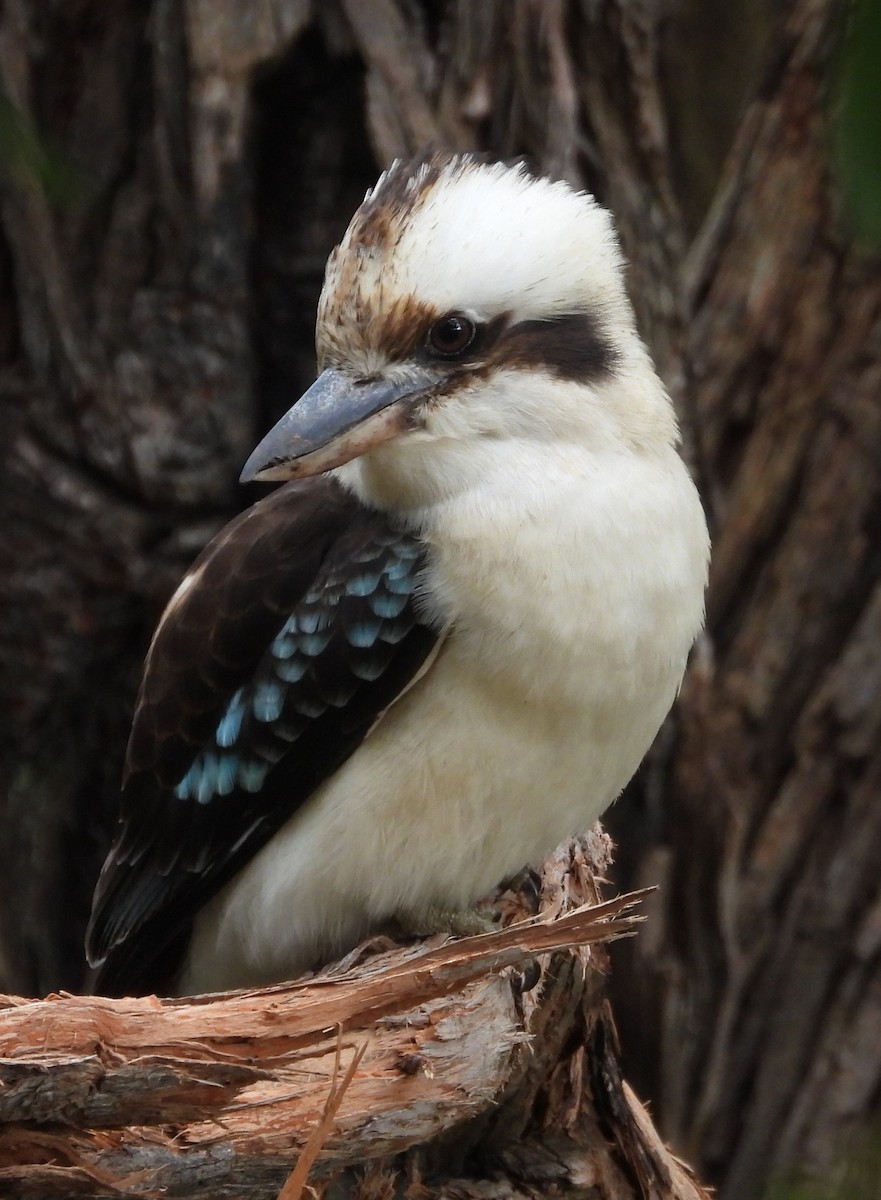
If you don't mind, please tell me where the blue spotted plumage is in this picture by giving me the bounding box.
[297,609,328,635]
[385,570,416,594]
[346,618,383,648]
[167,516,429,810]
[347,570,384,596]
[253,679,285,723]
[236,759,270,794]
[275,656,308,684]
[368,590,409,619]
[299,631,332,657]
[215,692,247,748]
[216,756,237,796]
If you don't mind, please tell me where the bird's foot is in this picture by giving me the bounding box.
[497,865,543,915]
[387,903,500,943]
[382,866,544,947]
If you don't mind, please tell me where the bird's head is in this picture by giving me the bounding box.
[242,153,678,507]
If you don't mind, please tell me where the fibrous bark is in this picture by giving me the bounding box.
[0,842,708,1200]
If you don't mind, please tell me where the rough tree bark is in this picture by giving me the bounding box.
[0,2,875,1199]
[603,5,881,1199]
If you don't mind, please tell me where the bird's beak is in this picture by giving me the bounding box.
[240,366,437,483]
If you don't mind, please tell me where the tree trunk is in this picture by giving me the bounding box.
[601,4,881,1198]
[0,2,875,1198]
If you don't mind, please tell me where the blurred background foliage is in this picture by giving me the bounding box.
[0,87,90,209]
[765,1120,881,1200]
[835,0,881,248]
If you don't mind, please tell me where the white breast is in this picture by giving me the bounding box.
[181,442,708,994]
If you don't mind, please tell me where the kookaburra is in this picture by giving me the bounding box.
[86,153,710,996]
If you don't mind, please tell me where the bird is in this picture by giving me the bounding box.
[86,152,710,997]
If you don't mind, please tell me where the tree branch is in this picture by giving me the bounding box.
[0,838,705,1200]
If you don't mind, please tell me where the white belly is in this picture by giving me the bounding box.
[181,446,708,994]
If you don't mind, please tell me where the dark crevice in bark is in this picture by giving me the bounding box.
[249,29,376,439]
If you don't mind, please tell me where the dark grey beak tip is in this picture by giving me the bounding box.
[238,456,262,485]
[239,454,292,484]
[238,453,266,485]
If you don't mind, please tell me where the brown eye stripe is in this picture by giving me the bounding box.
[367,302,616,388]
[490,313,618,384]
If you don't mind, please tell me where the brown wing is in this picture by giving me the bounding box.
[86,477,438,994]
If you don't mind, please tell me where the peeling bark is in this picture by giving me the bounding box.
[0,844,708,1200]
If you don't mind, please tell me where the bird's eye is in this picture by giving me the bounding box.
[426,313,477,358]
